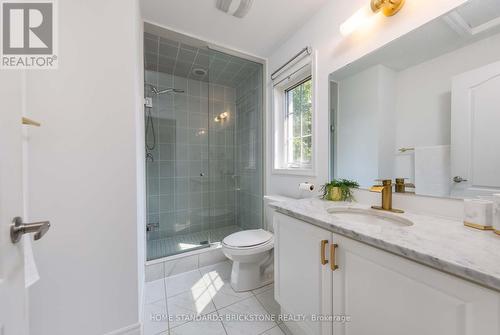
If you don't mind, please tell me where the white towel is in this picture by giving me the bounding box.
[414,145,451,197]
[24,233,40,288]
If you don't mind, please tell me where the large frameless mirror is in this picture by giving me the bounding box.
[329,0,500,199]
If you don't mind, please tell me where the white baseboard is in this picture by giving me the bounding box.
[103,322,142,335]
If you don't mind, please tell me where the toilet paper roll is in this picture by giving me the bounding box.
[298,182,315,192]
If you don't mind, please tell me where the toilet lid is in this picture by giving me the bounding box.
[223,229,273,248]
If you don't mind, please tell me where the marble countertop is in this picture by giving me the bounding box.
[271,198,500,292]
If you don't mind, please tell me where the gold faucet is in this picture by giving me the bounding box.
[369,179,404,213]
[394,178,415,194]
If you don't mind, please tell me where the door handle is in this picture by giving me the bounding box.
[320,240,329,265]
[10,216,51,243]
[330,243,339,271]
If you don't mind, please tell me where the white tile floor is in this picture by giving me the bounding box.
[144,261,287,335]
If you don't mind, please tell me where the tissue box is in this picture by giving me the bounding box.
[464,199,493,230]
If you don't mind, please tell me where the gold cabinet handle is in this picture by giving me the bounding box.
[320,240,329,265]
[330,244,339,271]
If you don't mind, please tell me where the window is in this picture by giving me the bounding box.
[272,51,315,175]
[285,77,312,168]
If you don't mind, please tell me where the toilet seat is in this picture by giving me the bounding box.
[222,229,273,249]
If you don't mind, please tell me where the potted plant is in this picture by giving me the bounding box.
[321,179,359,202]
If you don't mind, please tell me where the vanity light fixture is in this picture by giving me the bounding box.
[340,0,405,36]
[371,0,405,17]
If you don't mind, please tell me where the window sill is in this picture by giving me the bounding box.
[271,167,316,177]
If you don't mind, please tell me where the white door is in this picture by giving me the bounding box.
[274,213,333,335]
[0,72,28,334]
[451,60,500,197]
[332,234,500,335]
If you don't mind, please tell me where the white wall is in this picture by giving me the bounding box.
[266,0,468,198]
[394,31,500,179]
[337,66,380,186]
[26,0,143,334]
[336,64,396,187]
[378,65,397,181]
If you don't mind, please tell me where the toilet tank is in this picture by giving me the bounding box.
[263,195,295,233]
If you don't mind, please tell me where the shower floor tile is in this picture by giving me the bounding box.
[147,225,242,260]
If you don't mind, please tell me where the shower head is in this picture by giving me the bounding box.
[151,86,185,95]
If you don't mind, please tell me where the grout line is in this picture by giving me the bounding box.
[213,292,255,313]
[215,292,279,335]
[163,274,171,334]
[216,309,229,335]
[256,324,282,335]
[212,296,230,335]
[253,285,281,334]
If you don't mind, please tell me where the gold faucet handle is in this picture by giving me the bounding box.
[394,178,415,193]
[370,185,385,193]
[395,178,414,186]
[371,179,392,192]
[374,179,393,186]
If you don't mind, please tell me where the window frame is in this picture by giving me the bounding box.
[284,75,313,169]
[271,51,317,176]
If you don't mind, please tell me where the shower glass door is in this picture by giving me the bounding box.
[207,49,264,243]
[144,29,264,261]
[144,32,211,259]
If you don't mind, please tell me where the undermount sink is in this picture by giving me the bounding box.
[327,207,414,227]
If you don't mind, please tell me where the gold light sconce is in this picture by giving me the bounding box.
[340,0,405,36]
[371,0,405,17]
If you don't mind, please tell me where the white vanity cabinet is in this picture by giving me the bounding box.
[274,212,333,335]
[274,213,500,335]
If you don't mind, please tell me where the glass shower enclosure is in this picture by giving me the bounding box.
[144,29,263,260]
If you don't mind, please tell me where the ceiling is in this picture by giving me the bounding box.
[455,0,500,28]
[144,31,262,87]
[331,0,500,80]
[140,0,329,57]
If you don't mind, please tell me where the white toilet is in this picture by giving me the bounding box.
[222,195,293,292]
